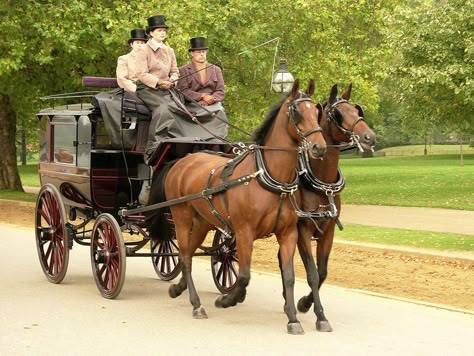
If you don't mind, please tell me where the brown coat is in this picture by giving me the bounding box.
[116,51,139,93]
[177,62,225,102]
[135,40,179,89]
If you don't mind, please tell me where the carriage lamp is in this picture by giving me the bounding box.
[272,59,295,93]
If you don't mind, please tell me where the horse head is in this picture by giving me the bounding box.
[324,83,376,152]
[286,79,327,159]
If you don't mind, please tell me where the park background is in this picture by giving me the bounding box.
[0,0,472,311]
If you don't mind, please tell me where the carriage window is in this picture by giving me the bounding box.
[52,116,76,165]
[77,115,91,168]
[38,115,50,162]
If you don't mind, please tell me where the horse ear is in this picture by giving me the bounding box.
[341,83,352,100]
[316,102,323,124]
[306,79,315,97]
[291,79,300,97]
[329,84,338,105]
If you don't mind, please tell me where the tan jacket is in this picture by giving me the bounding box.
[177,62,225,102]
[135,40,179,89]
[116,51,139,93]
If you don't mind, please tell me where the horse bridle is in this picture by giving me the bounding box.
[326,99,368,152]
[287,93,323,150]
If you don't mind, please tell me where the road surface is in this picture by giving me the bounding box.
[0,224,472,356]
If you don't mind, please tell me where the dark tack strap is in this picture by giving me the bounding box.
[120,170,261,217]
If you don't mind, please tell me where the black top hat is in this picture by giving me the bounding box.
[146,15,168,33]
[128,29,147,44]
[189,37,208,52]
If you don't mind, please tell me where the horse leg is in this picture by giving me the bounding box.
[278,228,304,335]
[296,225,332,332]
[170,211,209,319]
[316,222,335,287]
[298,221,335,311]
[215,229,252,308]
[295,221,316,313]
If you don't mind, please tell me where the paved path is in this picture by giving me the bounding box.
[1,224,473,356]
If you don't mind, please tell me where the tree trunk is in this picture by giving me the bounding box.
[459,133,464,167]
[0,94,24,191]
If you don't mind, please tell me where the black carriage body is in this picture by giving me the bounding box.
[37,99,229,215]
[37,102,149,214]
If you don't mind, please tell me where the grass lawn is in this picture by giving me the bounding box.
[339,154,474,210]
[336,224,474,251]
[0,190,37,202]
[18,164,40,187]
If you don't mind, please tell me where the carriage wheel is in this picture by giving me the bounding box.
[151,238,182,281]
[35,184,70,284]
[90,214,126,299]
[211,229,238,294]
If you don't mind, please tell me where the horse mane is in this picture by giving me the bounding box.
[252,93,291,145]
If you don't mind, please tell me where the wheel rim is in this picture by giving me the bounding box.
[35,185,69,283]
[91,214,125,299]
[211,230,238,294]
[151,239,182,281]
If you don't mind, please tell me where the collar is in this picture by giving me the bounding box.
[148,38,165,51]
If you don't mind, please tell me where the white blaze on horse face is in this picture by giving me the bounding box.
[306,103,311,109]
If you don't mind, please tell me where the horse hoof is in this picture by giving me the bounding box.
[287,322,305,335]
[316,320,333,332]
[297,297,311,313]
[236,291,246,304]
[215,295,227,308]
[192,306,208,319]
[168,285,181,299]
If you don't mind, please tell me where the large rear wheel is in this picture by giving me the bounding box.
[91,214,126,299]
[211,229,238,294]
[35,184,70,284]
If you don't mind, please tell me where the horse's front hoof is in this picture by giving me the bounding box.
[168,285,181,298]
[192,306,208,319]
[316,320,333,332]
[297,296,312,313]
[287,322,305,335]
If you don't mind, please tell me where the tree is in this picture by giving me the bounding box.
[386,0,474,147]
[1,0,397,190]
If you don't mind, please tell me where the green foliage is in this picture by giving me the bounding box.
[386,0,474,136]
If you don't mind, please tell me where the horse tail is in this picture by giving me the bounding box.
[145,159,179,241]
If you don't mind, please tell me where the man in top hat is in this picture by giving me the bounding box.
[116,28,147,93]
[176,37,228,138]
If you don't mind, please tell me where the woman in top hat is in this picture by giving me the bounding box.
[135,15,183,164]
[116,29,147,93]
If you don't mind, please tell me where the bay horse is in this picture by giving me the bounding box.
[148,79,326,334]
[280,83,376,331]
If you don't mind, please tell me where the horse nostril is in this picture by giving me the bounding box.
[311,143,326,157]
[364,134,372,143]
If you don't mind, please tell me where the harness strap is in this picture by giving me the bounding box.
[120,169,262,217]
[203,168,234,232]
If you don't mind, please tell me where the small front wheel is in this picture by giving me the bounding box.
[211,229,238,294]
[90,214,126,299]
[151,238,182,281]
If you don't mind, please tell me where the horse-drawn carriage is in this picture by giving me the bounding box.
[35,77,238,299]
[35,76,376,334]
